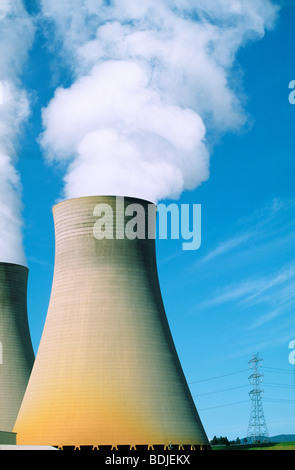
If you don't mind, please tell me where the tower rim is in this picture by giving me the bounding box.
[52,195,157,213]
[0,262,29,272]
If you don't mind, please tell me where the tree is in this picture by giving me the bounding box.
[210,436,230,446]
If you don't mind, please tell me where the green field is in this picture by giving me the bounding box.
[212,442,295,450]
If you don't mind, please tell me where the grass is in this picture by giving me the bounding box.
[212,442,295,450]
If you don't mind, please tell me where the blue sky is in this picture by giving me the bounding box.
[157,1,295,439]
[1,0,295,441]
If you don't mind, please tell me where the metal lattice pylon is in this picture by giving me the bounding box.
[247,353,269,443]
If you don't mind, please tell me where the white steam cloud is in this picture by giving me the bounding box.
[40,0,278,204]
[0,1,34,265]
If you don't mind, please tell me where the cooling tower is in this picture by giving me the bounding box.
[14,196,209,448]
[0,263,34,432]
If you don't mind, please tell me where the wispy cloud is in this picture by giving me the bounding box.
[193,198,295,330]
[239,268,295,306]
[200,231,256,263]
[249,300,293,330]
[199,265,295,310]
[198,197,295,266]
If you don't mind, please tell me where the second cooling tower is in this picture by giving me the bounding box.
[0,262,34,433]
[14,196,209,448]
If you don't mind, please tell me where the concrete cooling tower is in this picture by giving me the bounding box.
[14,196,209,449]
[0,263,35,432]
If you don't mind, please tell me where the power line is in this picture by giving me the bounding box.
[190,364,294,409]
[263,366,294,375]
[189,369,248,385]
[193,383,294,402]
[191,379,293,396]
[189,365,293,386]
[199,400,249,411]
[265,398,295,403]
[264,381,294,389]
[193,384,248,397]
[192,359,295,416]
[199,397,295,411]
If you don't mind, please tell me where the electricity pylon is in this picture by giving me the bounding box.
[247,353,269,443]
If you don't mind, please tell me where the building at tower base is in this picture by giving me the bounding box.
[14,196,209,448]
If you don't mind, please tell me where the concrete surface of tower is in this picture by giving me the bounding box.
[14,196,209,448]
[0,263,35,432]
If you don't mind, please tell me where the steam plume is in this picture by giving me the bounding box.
[0,1,35,265]
[39,0,278,204]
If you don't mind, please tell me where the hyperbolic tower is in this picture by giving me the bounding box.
[247,353,269,443]
[0,262,35,432]
[14,196,209,448]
